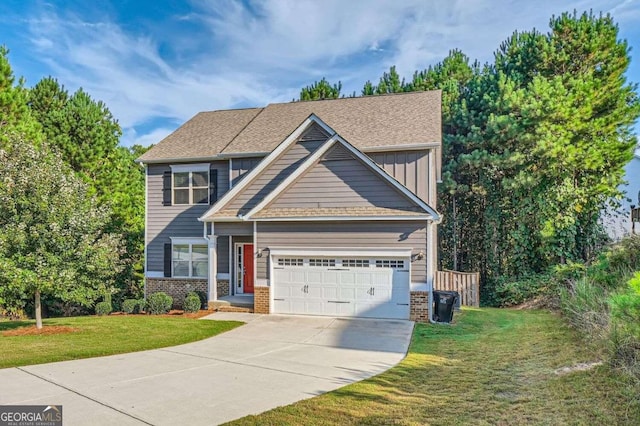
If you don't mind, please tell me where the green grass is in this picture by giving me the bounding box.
[229,309,640,425]
[0,315,242,369]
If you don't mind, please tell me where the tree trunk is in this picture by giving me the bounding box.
[35,289,42,329]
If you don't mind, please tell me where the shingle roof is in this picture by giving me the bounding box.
[136,108,262,162]
[250,206,429,219]
[137,91,441,162]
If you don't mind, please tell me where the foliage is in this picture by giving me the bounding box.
[95,301,112,316]
[0,46,42,145]
[299,77,342,100]
[362,65,405,95]
[183,292,202,313]
[0,316,243,369]
[493,273,556,307]
[122,299,141,314]
[145,292,173,315]
[28,77,146,299]
[0,136,124,327]
[195,290,208,310]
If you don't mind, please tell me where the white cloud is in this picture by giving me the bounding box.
[19,0,638,146]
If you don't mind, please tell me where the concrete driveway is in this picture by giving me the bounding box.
[0,314,414,425]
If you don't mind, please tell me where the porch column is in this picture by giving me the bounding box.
[207,235,218,302]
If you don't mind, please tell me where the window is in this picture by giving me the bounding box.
[277,258,304,266]
[309,258,336,267]
[343,259,370,268]
[173,243,208,278]
[376,259,405,269]
[170,164,210,205]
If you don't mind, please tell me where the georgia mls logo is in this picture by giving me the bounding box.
[0,405,62,426]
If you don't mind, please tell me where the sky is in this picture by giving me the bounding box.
[1,0,639,148]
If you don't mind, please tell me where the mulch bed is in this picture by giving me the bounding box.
[2,325,79,337]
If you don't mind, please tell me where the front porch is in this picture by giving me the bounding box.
[209,295,254,313]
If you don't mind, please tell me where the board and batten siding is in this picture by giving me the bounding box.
[225,139,325,213]
[146,162,231,274]
[368,150,435,206]
[231,157,263,186]
[256,221,428,283]
[268,146,417,209]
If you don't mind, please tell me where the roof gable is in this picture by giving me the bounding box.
[199,114,335,221]
[244,135,440,221]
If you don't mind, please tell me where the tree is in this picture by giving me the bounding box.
[299,77,342,100]
[0,46,41,145]
[0,135,123,327]
[28,77,146,299]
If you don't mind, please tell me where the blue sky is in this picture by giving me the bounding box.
[1,0,639,147]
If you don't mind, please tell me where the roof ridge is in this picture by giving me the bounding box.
[219,107,266,153]
[265,90,440,107]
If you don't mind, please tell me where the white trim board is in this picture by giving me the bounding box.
[198,114,335,221]
[268,247,412,258]
[170,163,210,172]
[253,215,432,222]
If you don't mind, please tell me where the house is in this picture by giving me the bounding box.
[601,151,640,240]
[136,91,442,322]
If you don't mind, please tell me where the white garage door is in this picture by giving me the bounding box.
[272,256,410,319]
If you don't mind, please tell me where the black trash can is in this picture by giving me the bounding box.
[433,290,459,323]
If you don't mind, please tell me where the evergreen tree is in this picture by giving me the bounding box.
[299,77,342,100]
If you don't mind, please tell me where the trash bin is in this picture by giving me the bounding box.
[433,290,459,323]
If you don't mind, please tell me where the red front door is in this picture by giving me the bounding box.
[243,244,254,294]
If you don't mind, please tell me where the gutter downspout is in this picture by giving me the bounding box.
[428,217,442,324]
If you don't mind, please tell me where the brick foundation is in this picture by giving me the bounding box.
[254,286,270,314]
[410,291,430,323]
[146,278,208,309]
[217,280,230,298]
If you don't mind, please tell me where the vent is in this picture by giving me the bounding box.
[322,145,352,161]
[299,123,330,141]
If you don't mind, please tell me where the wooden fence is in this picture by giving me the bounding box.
[435,270,480,307]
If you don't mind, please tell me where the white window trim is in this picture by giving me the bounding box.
[170,237,209,278]
[171,165,210,205]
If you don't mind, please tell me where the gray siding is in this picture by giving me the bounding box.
[214,222,253,236]
[217,236,229,274]
[268,146,416,209]
[146,161,230,274]
[368,150,430,203]
[256,221,428,283]
[225,139,324,213]
[231,157,263,186]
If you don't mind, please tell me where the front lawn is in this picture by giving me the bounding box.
[0,315,242,369]
[230,309,640,425]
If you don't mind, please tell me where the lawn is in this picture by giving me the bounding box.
[0,315,242,369]
[230,308,640,425]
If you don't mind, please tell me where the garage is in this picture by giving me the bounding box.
[271,251,411,320]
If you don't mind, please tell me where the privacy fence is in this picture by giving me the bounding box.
[435,270,480,307]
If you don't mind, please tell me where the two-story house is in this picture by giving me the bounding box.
[136,91,442,322]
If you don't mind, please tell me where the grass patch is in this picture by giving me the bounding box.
[229,309,640,425]
[0,316,242,369]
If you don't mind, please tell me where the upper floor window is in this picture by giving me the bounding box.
[170,164,210,205]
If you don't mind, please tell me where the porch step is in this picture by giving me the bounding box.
[217,306,254,313]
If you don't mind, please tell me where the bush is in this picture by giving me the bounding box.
[146,292,173,315]
[138,298,146,313]
[122,299,140,314]
[560,277,610,340]
[194,290,208,310]
[183,292,201,313]
[493,273,555,307]
[95,301,112,316]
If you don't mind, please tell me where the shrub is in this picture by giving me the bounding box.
[560,277,610,340]
[122,299,140,314]
[194,290,208,310]
[493,273,555,307]
[183,292,201,313]
[95,301,112,316]
[146,292,173,315]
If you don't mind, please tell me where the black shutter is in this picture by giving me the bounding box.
[162,171,172,206]
[209,168,218,204]
[163,243,172,277]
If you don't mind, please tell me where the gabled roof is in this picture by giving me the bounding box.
[199,114,334,221]
[138,91,442,163]
[199,114,440,223]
